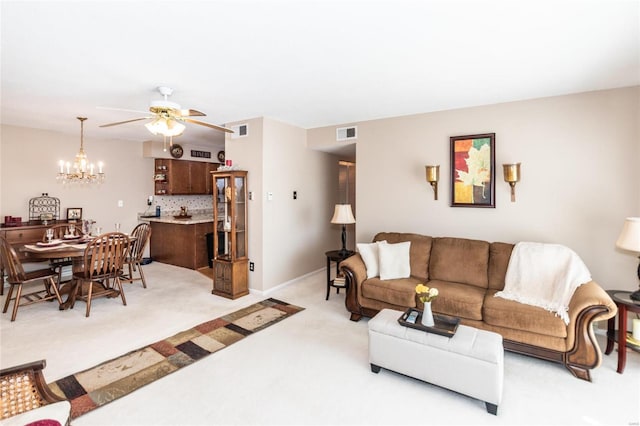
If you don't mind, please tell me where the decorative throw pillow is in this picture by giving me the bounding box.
[378,241,411,280]
[25,421,62,426]
[357,241,387,279]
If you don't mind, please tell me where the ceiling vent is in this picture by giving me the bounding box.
[231,123,249,139]
[336,126,357,141]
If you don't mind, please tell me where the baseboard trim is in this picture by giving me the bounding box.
[249,268,324,297]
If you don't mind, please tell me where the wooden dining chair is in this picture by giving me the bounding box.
[42,224,75,287]
[1,253,4,296]
[42,224,76,241]
[71,232,129,317]
[0,236,63,321]
[120,223,152,288]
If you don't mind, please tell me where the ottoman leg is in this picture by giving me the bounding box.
[486,402,498,415]
[370,364,381,373]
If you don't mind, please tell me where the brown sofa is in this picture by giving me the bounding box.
[340,232,618,381]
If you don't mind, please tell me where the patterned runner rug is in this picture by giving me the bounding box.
[48,298,304,419]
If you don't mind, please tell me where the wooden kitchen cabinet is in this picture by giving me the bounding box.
[154,159,220,195]
[149,221,213,269]
[169,160,191,194]
[189,161,209,194]
[212,170,249,299]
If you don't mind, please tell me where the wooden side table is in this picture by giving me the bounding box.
[605,290,640,373]
[325,250,354,300]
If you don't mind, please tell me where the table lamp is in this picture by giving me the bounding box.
[616,217,640,301]
[331,204,356,256]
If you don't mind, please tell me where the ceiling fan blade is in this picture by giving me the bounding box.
[182,118,234,133]
[99,117,150,128]
[179,109,206,117]
[97,106,151,115]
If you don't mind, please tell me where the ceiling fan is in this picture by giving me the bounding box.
[99,86,234,136]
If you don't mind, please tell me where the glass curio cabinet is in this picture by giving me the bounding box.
[212,170,249,299]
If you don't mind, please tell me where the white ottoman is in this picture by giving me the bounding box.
[368,309,504,415]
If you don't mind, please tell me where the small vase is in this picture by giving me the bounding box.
[421,301,434,327]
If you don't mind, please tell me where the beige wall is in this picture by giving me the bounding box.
[4,87,637,295]
[225,117,340,292]
[1,125,153,233]
[309,86,640,292]
[224,117,265,290]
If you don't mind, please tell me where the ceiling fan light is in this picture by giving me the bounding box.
[145,122,158,135]
[145,117,184,137]
[144,117,167,135]
[166,119,185,136]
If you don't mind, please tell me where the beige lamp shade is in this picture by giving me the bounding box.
[616,217,640,252]
[331,204,356,224]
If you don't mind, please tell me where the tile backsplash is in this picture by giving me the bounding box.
[152,195,213,216]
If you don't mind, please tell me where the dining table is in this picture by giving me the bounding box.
[21,234,134,310]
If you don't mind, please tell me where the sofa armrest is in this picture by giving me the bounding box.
[340,254,368,320]
[340,254,367,287]
[567,281,617,325]
[564,281,618,380]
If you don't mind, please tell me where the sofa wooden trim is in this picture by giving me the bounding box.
[340,237,617,382]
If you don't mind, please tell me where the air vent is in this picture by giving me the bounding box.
[231,123,249,139]
[336,126,357,141]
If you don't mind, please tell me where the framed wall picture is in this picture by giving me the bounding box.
[66,207,83,220]
[450,133,495,208]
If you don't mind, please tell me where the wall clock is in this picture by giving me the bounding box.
[217,150,225,163]
[170,144,184,159]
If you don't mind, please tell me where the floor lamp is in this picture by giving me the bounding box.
[331,204,356,257]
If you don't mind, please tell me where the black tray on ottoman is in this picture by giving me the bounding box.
[398,308,460,338]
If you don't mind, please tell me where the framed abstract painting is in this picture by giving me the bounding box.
[450,133,495,208]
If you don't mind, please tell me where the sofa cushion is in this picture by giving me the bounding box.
[357,241,386,279]
[488,242,514,291]
[483,290,567,338]
[379,241,411,280]
[427,279,486,321]
[362,277,421,307]
[429,237,489,289]
[374,232,432,281]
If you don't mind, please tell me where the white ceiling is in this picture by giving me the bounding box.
[1,0,638,150]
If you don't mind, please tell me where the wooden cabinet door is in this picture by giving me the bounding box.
[195,222,213,268]
[189,162,208,194]
[168,160,191,194]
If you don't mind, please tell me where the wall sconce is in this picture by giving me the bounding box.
[425,165,439,200]
[502,163,521,202]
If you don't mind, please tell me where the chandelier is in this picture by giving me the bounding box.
[56,117,105,184]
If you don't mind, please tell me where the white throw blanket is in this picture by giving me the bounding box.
[495,242,592,325]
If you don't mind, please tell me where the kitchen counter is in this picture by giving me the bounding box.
[139,213,213,225]
[143,212,214,270]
